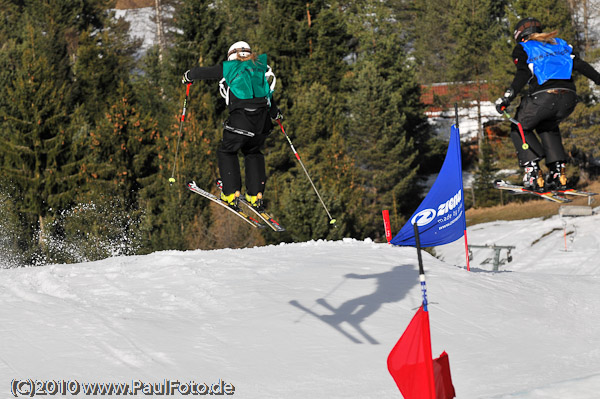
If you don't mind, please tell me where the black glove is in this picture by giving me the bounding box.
[495,88,515,114]
[495,97,510,114]
[182,70,193,84]
[270,106,283,120]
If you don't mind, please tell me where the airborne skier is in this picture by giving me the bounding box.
[182,41,281,211]
[495,17,600,191]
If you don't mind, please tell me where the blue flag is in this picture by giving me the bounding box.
[391,125,466,247]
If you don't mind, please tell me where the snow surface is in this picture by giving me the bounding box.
[428,101,500,141]
[1,207,600,398]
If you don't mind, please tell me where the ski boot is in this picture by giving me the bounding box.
[245,192,264,212]
[220,191,241,209]
[546,161,567,191]
[523,161,545,192]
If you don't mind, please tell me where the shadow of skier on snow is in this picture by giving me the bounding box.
[290,264,417,344]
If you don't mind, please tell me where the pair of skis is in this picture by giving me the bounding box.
[494,180,597,203]
[495,114,598,203]
[187,181,285,232]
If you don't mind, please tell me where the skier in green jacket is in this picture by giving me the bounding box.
[182,41,281,210]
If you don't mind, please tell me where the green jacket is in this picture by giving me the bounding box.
[222,53,273,102]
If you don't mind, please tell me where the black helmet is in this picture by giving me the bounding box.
[514,17,542,42]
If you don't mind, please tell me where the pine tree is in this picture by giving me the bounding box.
[0,13,75,258]
[72,13,138,123]
[472,137,499,208]
[272,81,348,240]
[81,82,157,201]
[71,81,162,256]
[0,0,140,263]
[448,0,502,144]
[343,0,430,235]
[149,91,223,250]
[117,0,222,251]
[256,1,355,241]
[256,0,316,90]
[411,0,454,84]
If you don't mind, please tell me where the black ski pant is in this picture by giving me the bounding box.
[511,90,577,166]
[217,130,267,196]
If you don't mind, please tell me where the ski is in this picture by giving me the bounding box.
[553,188,598,197]
[187,181,264,228]
[494,180,572,203]
[239,198,286,232]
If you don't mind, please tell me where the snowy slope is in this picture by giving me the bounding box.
[1,208,600,398]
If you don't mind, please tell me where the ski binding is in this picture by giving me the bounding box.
[187,181,264,228]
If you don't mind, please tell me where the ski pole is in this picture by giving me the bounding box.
[293,277,347,323]
[170,82,192,184]
[276,119,337,226]
[502,111,529,150]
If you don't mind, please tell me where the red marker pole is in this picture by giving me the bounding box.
[382,210,392,243]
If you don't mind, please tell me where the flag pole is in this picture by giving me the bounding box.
[382,210,392,243]
[413,223,428,311]
[454,103,470,271]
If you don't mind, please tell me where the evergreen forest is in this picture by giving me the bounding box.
[1,0,599,265]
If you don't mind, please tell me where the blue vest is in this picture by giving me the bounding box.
[521,38,573,85]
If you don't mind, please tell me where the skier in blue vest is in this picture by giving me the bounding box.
[495,17,600,191]
[182,41,281,210]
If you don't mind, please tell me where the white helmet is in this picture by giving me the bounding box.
[227,41,252,60]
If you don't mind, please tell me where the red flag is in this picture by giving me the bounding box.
[433,351,456,399]
[387,305,436,399]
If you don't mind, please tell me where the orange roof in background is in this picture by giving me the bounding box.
[115,0,153,9]
[421,82,491,113]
